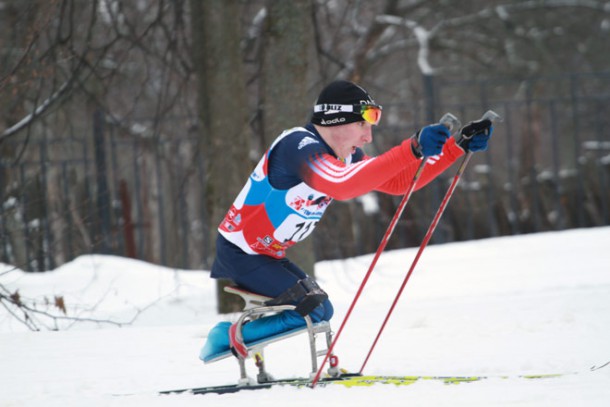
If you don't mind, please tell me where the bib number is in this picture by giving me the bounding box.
[275,215,319,243]
[287,221,318,242]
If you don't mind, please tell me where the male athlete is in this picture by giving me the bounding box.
[201,80,493,360]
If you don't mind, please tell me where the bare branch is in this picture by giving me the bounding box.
[375,15,435,75]
[0,278,182,331]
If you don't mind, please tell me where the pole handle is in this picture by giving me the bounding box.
[458,110,503,140]
[481,110,503,123]
[438,112,461,132]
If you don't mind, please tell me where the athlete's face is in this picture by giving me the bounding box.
[330,121,373,159]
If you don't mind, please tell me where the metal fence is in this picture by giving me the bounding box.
[438,72,610,233]
[1,111,209,271]
[353,71,610,254]
[1,72,609,271]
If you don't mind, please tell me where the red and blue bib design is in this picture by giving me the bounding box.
[219,127,332,258]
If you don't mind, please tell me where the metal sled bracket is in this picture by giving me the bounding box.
[224,285,272,311]
[207,286,339,385]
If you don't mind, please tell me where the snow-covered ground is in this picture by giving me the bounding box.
[1,227,609,406]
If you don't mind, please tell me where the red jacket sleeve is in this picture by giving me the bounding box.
[301,138,464,200]
[374,137,465,195]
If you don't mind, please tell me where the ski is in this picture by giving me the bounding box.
[158,371,570,396]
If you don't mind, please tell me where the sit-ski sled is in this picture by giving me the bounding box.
[201,285,342,386]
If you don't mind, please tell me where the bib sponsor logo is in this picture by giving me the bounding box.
[220,207,242,232]
[290,195,332,211]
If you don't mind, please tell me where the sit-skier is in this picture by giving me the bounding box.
[200,80,493,360]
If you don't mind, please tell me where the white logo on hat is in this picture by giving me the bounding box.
[321,117,346,125]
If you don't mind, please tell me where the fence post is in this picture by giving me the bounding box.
[595,100,609,224]
[479,80,499,238]
[93,109,111,254]
[39,137,54,271]
[549,100,565,230]
[503,102,520,235]
[570,74,585,227]
[119,180,136,258]
[422,73,446,243]
[525,80,542,232]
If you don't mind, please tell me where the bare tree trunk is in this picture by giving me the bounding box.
[0,0,41,268]
[190,0,251,312]
[260,0,316,276]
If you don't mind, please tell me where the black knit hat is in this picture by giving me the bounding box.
[311,80,377,126]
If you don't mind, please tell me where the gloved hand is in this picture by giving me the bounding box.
[410,123,450,158]
[454,119,493,152]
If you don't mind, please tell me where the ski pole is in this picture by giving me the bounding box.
[358,110,502,374]
[311,113,461,388]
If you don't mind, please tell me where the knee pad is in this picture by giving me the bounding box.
[307,298,333,323]
[265,276,329,317]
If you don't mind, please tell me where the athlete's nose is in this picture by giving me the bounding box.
[362,127,373,144]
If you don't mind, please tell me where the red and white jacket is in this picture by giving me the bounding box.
[219,123,464,259]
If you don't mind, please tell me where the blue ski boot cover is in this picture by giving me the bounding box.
[200,321,232,360]
[200,311,305,361]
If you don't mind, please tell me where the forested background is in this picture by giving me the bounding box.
[1,0,609,282]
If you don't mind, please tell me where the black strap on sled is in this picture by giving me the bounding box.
[265,276,328,317]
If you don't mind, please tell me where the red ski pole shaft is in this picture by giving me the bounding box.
[358,110,501,374]
[358,152,472,374]
[311,113,460,388]
[310,160,425,388]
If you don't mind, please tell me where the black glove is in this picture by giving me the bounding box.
[454,119,493,152]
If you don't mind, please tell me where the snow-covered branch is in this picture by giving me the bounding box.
[375,15,435,75]
[375,0,609,76]
[0,80,71,141]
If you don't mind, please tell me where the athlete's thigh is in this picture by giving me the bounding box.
[232,258,306,299]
